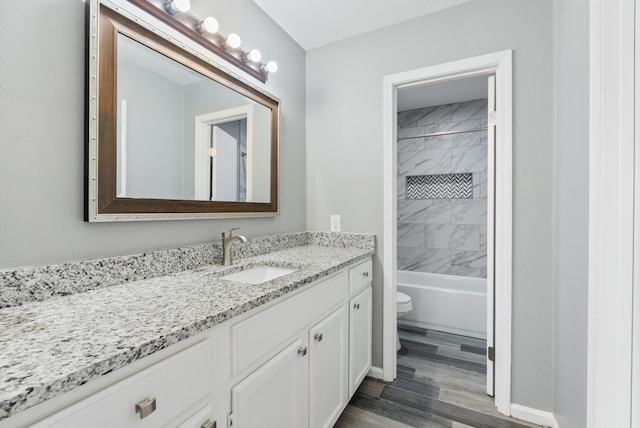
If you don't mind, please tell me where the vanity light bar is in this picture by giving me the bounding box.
[126,0,276,82]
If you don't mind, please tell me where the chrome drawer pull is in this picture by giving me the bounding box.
[361,271,369,278]
[135,396,157,419]
[201,419,217,428]
[314,333,323,342]
[354,303,360,310]
[298,346,308,356]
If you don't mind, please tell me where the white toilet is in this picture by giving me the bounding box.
[396,291,413,350]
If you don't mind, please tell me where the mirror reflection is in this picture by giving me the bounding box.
[116,34,271,203]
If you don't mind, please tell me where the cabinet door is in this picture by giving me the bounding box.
[349,286,372,397]
[308,306,348,428]
[231,338,308,428]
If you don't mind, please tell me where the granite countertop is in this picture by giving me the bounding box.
[0,241,374,421]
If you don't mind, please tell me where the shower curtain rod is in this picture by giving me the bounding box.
[397,126,488,141]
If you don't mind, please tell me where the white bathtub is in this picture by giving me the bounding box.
[397,270,487,339]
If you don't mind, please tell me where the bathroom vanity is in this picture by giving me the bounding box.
[0,232,374,428]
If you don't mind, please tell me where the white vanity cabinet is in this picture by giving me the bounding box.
[229,259,372,428]
[229,272,349,428]
[17,257,372,428]
[230,304,350,428]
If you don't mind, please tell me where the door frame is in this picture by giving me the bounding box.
[587,0,636,425]
[194,105,254,201]
[381,50,513,415]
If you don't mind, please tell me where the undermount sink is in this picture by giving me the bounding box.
[221,266,298,285]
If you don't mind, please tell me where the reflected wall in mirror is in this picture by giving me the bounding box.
[86,2,279,221]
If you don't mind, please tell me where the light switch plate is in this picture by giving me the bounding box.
[330,215,341,232]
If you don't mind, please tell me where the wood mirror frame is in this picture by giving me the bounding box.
[86,2,279,222]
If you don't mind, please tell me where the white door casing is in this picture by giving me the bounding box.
[117,98,128,197]
[486,74,496,397]
[194,105,254,201]
[634,2,640,425]
[382,50,513,415]
[588,0,636,426]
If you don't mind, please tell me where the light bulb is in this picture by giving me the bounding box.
[262,60,278,73]
[243,49,262,63]
[224,33,241,49]
[165,0,190,15]
[196,17,219,34]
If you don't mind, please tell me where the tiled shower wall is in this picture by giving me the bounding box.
[397,99,488,278]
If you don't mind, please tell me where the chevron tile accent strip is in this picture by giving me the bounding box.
[406,173,473,199]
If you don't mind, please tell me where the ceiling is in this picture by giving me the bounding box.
[249,0,484,111]
[397,75,488,111]
[251,0,473,50]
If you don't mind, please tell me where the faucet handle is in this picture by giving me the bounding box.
[222,227,240,238]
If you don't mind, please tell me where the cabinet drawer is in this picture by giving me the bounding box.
[232,272,347,375]
[176,405,214,428]
[35,341,212,428]
[348,259,372,296]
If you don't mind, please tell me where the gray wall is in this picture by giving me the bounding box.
[306,0,554,411]
[119,60,186,199]
[0,0,306,269]
[552,0,589,425]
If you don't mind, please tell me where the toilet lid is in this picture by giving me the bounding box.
[397,291,411,304]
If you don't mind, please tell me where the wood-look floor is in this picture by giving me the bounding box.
[334,324,546,428]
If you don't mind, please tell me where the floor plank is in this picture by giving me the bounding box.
[334,405,415,428]
[334,326,547,428]
[346,393,455,428]
[380,386,533,428]
[399,338,486,373]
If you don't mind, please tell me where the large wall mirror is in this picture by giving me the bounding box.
[86,2,280,221]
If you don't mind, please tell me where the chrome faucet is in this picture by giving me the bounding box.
[221,227,248,266]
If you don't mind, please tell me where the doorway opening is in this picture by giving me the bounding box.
[382,50,513,415]
[194,105,254,202]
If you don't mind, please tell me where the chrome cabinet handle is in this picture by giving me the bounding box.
[314,333,323,342]
[361,271,369,278]
[201,419,217,428]
[354,303,360,310]
[135,396,157,419]
[298,346,308,356]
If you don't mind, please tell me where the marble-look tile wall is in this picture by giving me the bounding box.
[397,99,488,278]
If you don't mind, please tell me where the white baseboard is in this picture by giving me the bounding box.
[510,404,559,428]
[367,366,383,380]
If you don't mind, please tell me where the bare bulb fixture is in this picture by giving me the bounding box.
[224,33,241,49]
[196,17,219,34]
[157,1,279,80]
[165,0,190,15]
[262,60,278,74]
[243,49,262,63]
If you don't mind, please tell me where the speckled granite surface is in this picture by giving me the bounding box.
[0,232,374,309]
[0,232,375,421]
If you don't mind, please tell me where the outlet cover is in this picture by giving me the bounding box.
[330,215,341,232]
